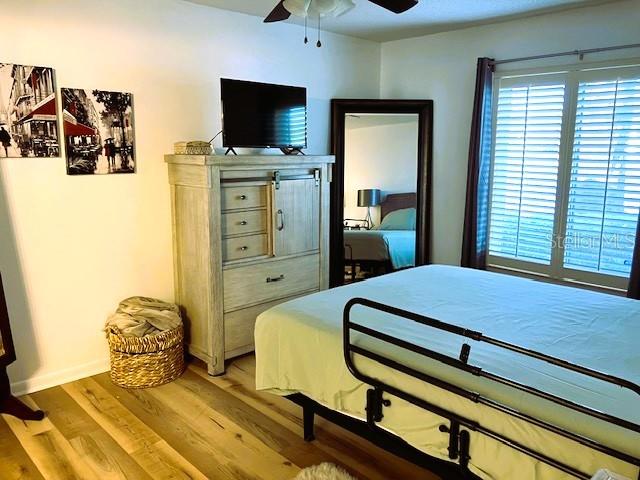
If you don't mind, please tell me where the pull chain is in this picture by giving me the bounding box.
[304,15,308,44]
[317,14,321,48]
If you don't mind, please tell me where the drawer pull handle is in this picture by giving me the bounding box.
[240,220,248,225]
[239,194,247,200]
[266,274,285,283]
[240,246,249,251]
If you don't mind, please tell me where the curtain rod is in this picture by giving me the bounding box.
[492,42,640,65]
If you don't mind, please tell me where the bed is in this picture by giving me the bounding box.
[344,193,416,274]
[255,265,640,480]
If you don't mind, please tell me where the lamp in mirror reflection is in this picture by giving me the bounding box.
[357,188,381,229]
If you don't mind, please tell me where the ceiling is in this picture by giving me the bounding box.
[183,0,621,42]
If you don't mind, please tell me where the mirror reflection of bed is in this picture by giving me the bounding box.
[343,113,419,283]
[344,192,417,282]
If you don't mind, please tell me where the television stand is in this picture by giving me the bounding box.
[224,147,238,155]
[280,147,305,155]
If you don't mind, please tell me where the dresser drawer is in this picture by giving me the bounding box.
[222,234,268,262]
[222,210,267,237]
[221,186,267,210]
[224,293,311,357]
[223,254,319,312]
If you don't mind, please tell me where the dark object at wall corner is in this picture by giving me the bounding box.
[0,273,45,421]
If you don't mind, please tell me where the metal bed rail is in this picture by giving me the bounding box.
[343,297,640,480]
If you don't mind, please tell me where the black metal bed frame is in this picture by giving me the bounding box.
[289,297,640,480]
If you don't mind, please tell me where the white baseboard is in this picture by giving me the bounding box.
[10,357,111,397]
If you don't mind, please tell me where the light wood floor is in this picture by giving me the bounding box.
[0,355,439,479]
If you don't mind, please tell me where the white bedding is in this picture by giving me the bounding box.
[343,229,415,269]
[255,265,640,480]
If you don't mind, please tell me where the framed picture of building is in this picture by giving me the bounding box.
[62,88,135,175]
[0,63,59,158]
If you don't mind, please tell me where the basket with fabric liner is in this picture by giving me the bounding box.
[106,323,184,389]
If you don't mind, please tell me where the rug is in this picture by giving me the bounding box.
[294,463,358,480]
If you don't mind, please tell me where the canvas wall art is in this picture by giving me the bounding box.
[0,63,59,158]
[62,88,135,175]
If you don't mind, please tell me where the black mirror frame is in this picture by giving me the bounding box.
[329,99,433,288]
[0,273,16,367]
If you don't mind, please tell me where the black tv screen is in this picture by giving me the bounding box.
[221,79,307,149]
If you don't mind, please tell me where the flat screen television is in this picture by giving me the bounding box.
[221,78,307,149]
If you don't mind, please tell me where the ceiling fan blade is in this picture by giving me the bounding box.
[367,0,418,14]
[264,1,291,22]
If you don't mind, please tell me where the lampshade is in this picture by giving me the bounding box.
[283,0,355,18]
[357,189,381,208]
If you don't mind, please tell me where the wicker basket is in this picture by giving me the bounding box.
[106,324,185,389]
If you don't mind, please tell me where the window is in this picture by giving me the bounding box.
[489,79,565,265]
[488,65,640,289]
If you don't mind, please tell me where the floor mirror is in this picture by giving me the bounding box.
[0,273,44,420]
[330,99,433,287]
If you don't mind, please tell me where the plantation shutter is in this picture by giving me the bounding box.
[488,79,566,264]
[564,75,640,277]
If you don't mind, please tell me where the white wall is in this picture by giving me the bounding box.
[4,0,639,393]
[344,115,418,225]
[0,0,380,394]
[380,0,640,265]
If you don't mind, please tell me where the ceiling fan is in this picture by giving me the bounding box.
[264,0,418,46]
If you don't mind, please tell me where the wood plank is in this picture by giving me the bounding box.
[212,357,440,480]
[30,387,98,439]
[0,415,46,480]
[92,373,250,480]
[199,365,416,480]
[146,378,300,480]
[0,356,439,480]
[173,368,357,474]
[131,440,208,480]
[31,387,152,480]
[69,431,154,480]
[61,378,207,480]
[61,379,161,454]
[3,396,98,480]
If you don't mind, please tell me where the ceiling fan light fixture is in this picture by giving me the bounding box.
[283,0,355,18]
[282,0,311,17]
[329,0,356,17]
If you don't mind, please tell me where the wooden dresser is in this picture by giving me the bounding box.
[165,154,334,374]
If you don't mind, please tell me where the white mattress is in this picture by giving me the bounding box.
[344,229,415,269]
[255,265,640,480]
